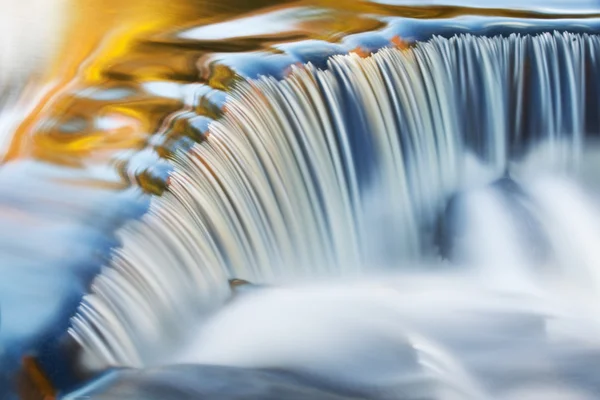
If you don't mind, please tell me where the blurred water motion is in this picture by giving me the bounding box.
[67,270,600,399]
[1,0,600,399]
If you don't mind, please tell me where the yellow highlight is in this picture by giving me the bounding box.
[4,0,580,167]
[4,0,215,163]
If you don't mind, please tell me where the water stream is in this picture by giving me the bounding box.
[69,31,600,399]
[2,1,600,399]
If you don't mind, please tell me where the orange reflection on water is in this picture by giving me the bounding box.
[3,0,378,169]
[3,0,237,165]
[4,0,599,177]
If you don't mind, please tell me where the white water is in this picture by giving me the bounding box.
[67,32,600,397]
[166,167,600,399]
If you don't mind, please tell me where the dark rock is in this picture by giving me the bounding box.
[435,174,550,265]
[63,365,361,400]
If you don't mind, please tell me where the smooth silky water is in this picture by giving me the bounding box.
[2,1,600,399]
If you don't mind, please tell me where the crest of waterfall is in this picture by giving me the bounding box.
[69,32,598,370]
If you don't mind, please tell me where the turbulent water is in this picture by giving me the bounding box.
[58,31,600,399]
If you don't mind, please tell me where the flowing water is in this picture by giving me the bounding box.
[2,1,600,399]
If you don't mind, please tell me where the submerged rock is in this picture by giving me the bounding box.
[63,365,360,400]
[435,174,549,266]
[67,281,600,400]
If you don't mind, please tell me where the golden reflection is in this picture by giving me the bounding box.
[3,0,599,188]
[4,0,292,165]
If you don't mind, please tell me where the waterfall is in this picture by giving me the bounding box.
[69,32,598,370]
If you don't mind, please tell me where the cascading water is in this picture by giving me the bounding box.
[64,30,600,399]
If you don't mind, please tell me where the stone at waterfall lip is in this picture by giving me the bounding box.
[228,279,269,298]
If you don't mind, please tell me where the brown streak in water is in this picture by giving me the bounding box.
[18,356,56,400]
[391,35,412,50]
[350,46,372,58]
